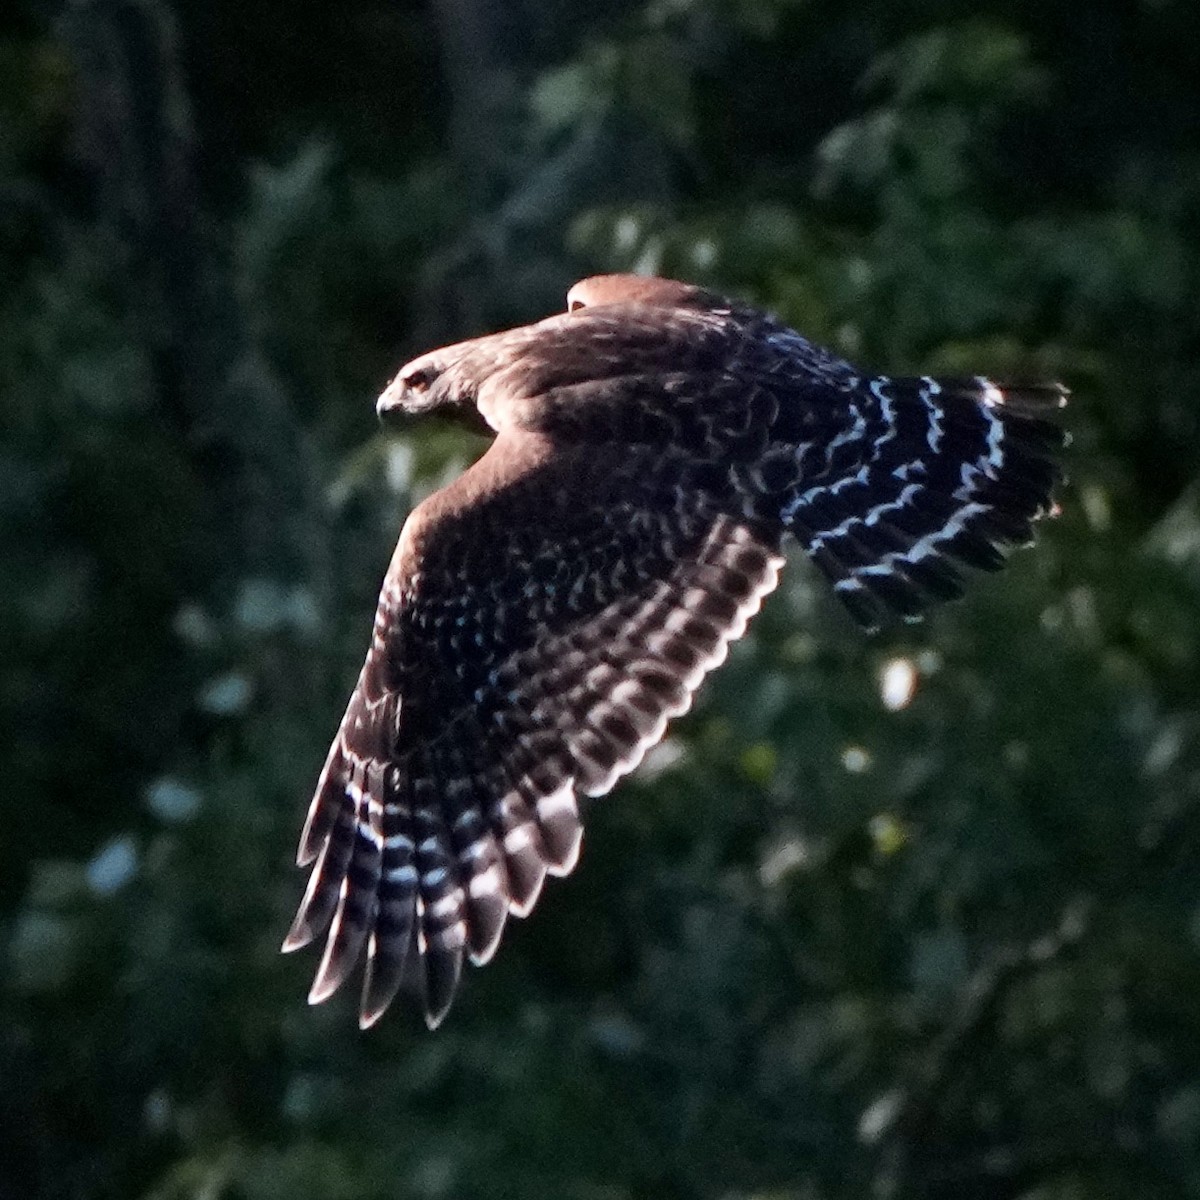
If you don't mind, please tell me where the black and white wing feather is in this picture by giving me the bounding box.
[758,372,1066,630]
[283,434,783,1028]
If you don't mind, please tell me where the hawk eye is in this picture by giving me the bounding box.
[404,367,436,394]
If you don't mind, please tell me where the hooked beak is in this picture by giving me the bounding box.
[375,376,406,420]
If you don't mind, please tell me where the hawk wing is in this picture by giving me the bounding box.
[283,432,784,1028]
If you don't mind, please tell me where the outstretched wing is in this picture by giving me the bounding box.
[283,433,783,1028]
[762,374,1067,630]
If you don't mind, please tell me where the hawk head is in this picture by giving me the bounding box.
[376,344,481,422]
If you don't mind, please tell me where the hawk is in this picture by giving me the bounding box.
[282,274,1066,1029]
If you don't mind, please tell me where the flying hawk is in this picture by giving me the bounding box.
[282,274,1067,1028]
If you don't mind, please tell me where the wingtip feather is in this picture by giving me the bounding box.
[281,920,314,954]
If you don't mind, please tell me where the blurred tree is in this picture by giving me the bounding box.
[2,0,1200,1198]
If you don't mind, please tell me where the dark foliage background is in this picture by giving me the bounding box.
[3,1,1200,1197]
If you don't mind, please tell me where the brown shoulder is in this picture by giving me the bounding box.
[386,432,558,578]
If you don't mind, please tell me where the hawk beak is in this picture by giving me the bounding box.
[376,376,412,420]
